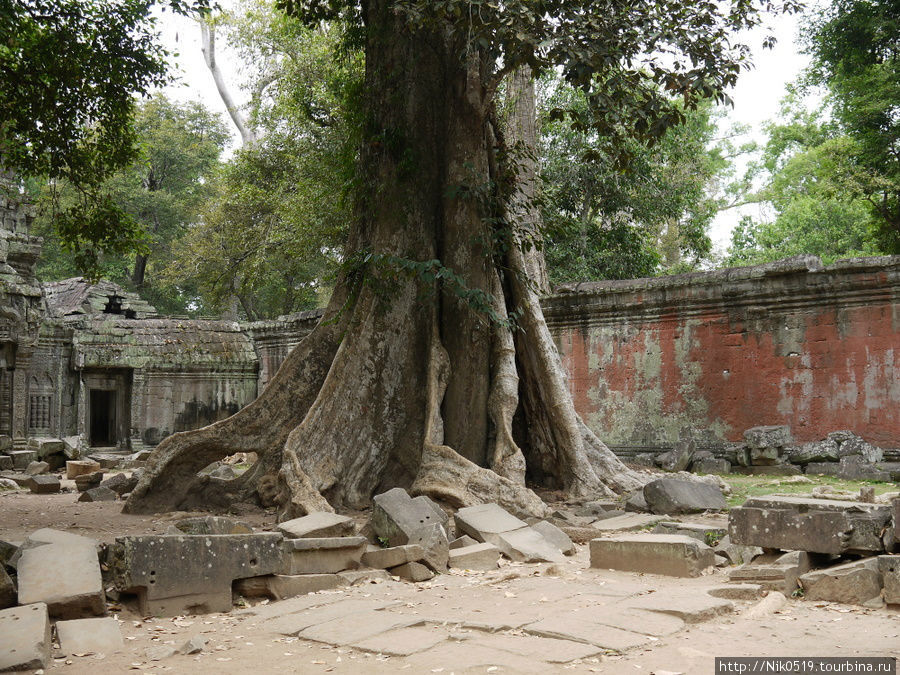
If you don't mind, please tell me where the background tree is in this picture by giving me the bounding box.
[126,0,799,520]
[34,95,229,314]
[0,0,208,272]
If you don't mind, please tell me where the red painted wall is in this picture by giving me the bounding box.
[543,256,900,449]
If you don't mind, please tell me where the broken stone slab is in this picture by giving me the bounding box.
[714,535,763,566]
[406,522,449,571]
[837,436,883,463]
[651,522,728,544]
[835,455,892,482]
[530,520,575,555]
[77,486,117,502]
[171,516,252,535]
[799,558,883,605]
[371,488,448,546]
[448,542,502,571]
[25,474,59,494]
[62,436,82,460]
[744,425,792,449]
[17,530,104,619]
[74,471,103,492]
[66,459,101,479]
[0,603,50,672]
[693,457,731,474]
[786,439,839,464]
[590,534,715,577]
[338,569,392,585]
[55,617,124,656]
[389,561,434,582]
[281,536,367,575]
[573,501,619,518]
[454,503,527,541]
[727,551,812,596]
[0,566,15,609]
[361,544,425,570]
[28,438,64,459]
[178,635,208,655]
[100,472,138,496]
[277,512,356,539]
[880,556,899,605]
[449,535,479,550]
[707,584,765,601]
[591,513,664,532]
[234,573,347,600]
[24,461,49,475]
[590,509,627,522]
[655,440,694,472]
[749,446,780,465]
[9,450,37,470]
[624,491,649,513]
[643,478,727,514]
[109,533,283,616]
[488,527,566,563]
[729,495,893,554]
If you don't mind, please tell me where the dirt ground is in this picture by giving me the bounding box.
[1,484,899,675]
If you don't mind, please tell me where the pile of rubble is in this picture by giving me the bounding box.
[0,455,142,502]
[0,487,577,671]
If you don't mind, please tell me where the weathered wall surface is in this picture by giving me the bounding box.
[543,256,900,451]
[245,310,322,391]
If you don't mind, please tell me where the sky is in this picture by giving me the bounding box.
[156,6,812,254]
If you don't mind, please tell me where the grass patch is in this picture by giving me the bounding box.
[724,473,896,507]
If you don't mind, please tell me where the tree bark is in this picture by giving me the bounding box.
[125,2,643,519]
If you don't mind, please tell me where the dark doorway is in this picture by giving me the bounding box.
[90,389,117,447]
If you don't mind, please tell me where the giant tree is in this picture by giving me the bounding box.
[126,0,799,518]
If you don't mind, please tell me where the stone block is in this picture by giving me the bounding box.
[109,533,284,616]
[0,435,11,452]
[25,474,60,494]
[78,486,117,502]
[787,440,839,464]
[643,479,727,514]
[837,436,883,463]
[589,534,715,577]
[729,465,801,476]
[836,455,891,482]
[100,472,138,496]
[448,542,502,571]
[624,491,649,512]
[389,561,433,582]
[693,457,731,474]
[74,471,103,492]
[338,569,392,585]
[9,450,37,470]
[56,617,124,655]
[656,440,694,472]
[449,535,478,550]
[799,558,883,605]
[727,551,813,595]
[234,573,346,600]
[0,566,15,609]
[28,438,64,459]
[371,488,448,547]
[591,513,664,532]
[16,530,104,619]
[744,425,791,449]
[749,446,780,465]
[573,500,619,518]
[591,509,626,521]
[24,461,48,475]
[487,527,566,563]
[454,503,526,541]
[407,522,449,571]
[652,522,728,544]
[277,512,356,539]
[281,536,367,575]
[0,455,11,471]
[879,556,899,605]
[361,544,425,569]
[530,520,575,555]
[713,536,763,565]
[62,436,83,459]
[729,495,892,554]
[171,516,252,535]
[804,462,841,477]
[0,603,51,672]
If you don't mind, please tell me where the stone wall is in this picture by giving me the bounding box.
[245,310,322,390]
[542,255,900,453]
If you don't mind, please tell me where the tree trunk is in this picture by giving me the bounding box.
[124,1,643,519]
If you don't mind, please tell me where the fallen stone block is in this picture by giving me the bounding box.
[880,555,899,605]
[749,447,780,465]
[805,462,842,477]
[17,530,104,619]
[591,513,664,532]
[573,500,619,518]
[361,544,425,569]
[29,438,64,459]
[589,534,715,577]
[448,535,478,550]
[338,569,392,585]
[281,536,367,575]
[56,617,124,656]
[713,535,763,566]
[448,542,502,570]
[744,425,791,449]
[729,495,892,554]
[406,522,449,571]
[489,527,565,563]
[234,573,346,600]
[787,440,839,464]
[25,474,60,494]
[730,465,802,476]
[66,459,102,479]
[24,461,49,475]
[277,512,356,539]
[0,603,50,672]
[77,486,117,502]
[836,455,891,482]
[454,503,526,541]
[62,436,82,459]
[652,521,728,544]
[693,457,731,474]
[109,533,283,616]
[371,488,448,545]
[171,516,252,535]
[0,455,11,471]
[100,472,138,496]
[0,436,10,452]
[178,636,208,655]
[656,440,694,472]
[643,479,727,514]
[837,436,883,463]
[0,566,15,609]
[799,558,883,605]
[74,471,103,492]
[728,554,809,596]
[707,584,765,601]
[624,491,649,513]
[9,450,37,470]
[530,520,575,555]
[389,561,433,582]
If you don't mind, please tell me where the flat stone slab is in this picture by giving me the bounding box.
[235,573,346,600]
[56,617,124,655]
[530,520,575,555]
[591,513,665,532]
[524,615,652,652]
[171,516,253,535]
[449,542,501,570]
[0,603,50,672]
[390,561,434,582]
[623,590,734,623]
[729,495,892,554]
[277,512,355,539]
[643,479,727,514]
[259,598,402,636]
[352,626,448,656]
[66,460,101,479]
[338,569,392,585]
[474,633,604,664]
[590,534,715,577]
[652,521,728,543]
[299,609,418,645]
[707,584,765,601]
[454,503,527,540]
[487,526,566,563]
[109,533,283,616]
[16,530,104,619]
[282,536,367,574]
[799,558,883,605]
[361,544,424,569]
